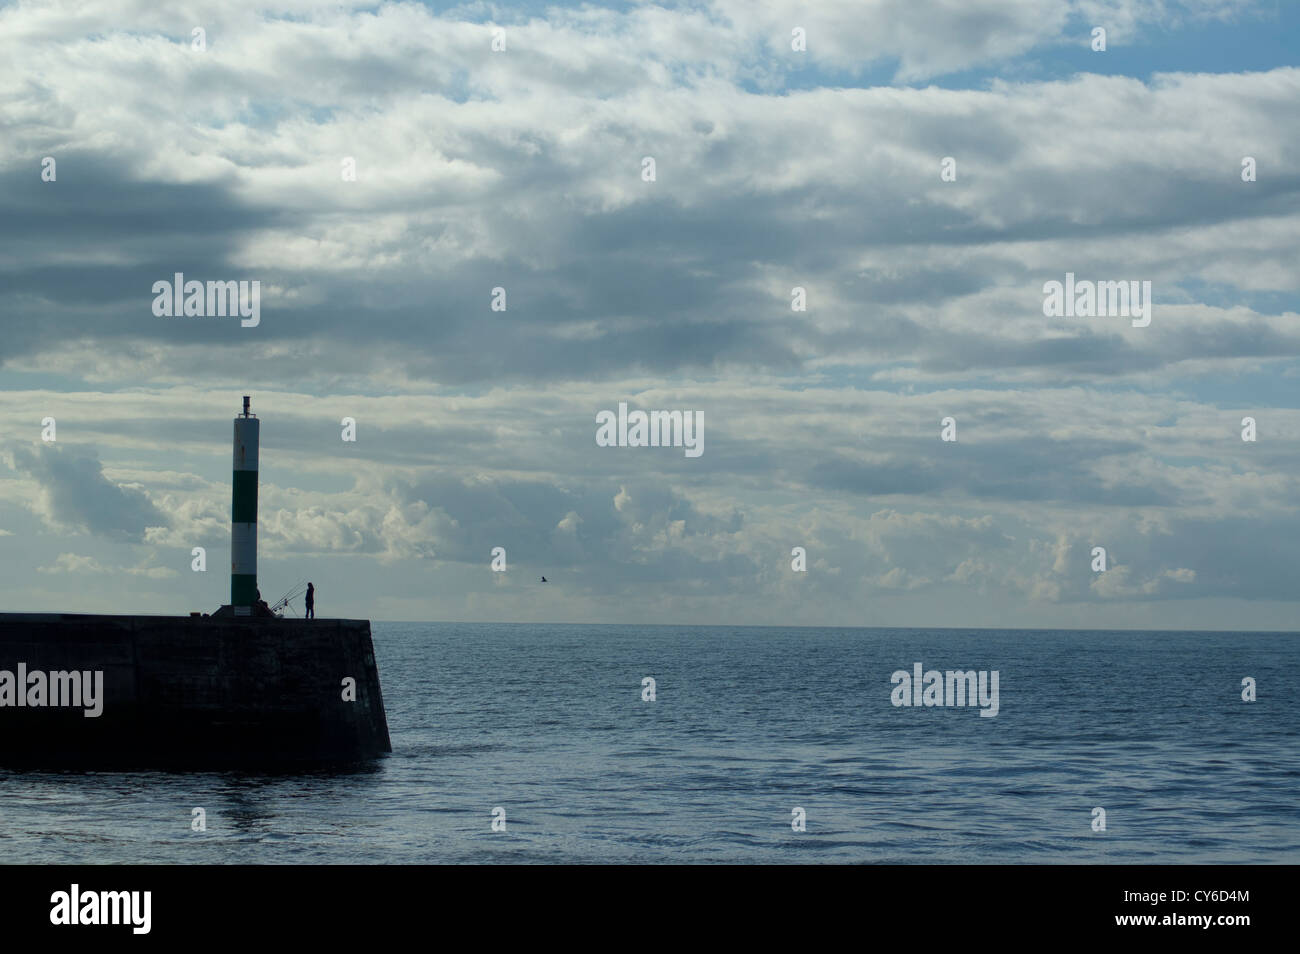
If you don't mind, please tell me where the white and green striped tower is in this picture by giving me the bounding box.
[231,395,259,616]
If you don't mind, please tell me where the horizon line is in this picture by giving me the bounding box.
[369,619,1300,635]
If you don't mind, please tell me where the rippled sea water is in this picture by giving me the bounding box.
[2,623,1297,863]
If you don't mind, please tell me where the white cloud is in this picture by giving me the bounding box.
[37,552,110,574]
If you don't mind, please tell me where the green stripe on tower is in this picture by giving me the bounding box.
[231,470,258,523]
[231,574,257,606]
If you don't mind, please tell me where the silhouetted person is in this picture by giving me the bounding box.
[305,583,315,619]
[540,576,547,583]
[253,588,274,618]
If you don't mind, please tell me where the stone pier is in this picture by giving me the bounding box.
[0,613,391,767]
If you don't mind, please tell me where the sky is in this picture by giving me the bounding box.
[0,0,1297,629]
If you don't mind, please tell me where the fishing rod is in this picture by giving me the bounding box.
[273,581,307,607]
[269,578,308,616]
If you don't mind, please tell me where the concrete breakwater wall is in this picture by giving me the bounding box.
[0,613,391,766]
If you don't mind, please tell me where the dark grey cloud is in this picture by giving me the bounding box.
[8,444,168,541]
[805,437,1186,506]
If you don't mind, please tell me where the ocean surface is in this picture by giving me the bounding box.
[2,623,1298,864]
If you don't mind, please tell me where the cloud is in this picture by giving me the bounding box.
[0,2,1296,389]
[36,550,178,579]
[37,552,110,574]
[7,444,169,542]
[0,1,1295,628]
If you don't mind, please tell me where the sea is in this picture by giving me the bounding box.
[2,623,1297,864]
